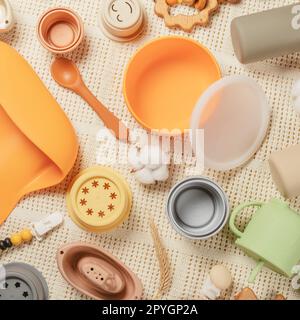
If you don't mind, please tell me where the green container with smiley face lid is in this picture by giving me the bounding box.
[99,0,146,42]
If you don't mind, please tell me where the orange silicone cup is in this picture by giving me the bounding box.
[37,7,84,54]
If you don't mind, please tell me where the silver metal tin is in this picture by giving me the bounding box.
[166,176,229,240]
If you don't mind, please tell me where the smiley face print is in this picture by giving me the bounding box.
[108,0,141,28]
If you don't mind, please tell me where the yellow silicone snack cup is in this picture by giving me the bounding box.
[0,41,78,225]
[67,166,132,233]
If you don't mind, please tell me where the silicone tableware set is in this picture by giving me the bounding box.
[1,0,300,300]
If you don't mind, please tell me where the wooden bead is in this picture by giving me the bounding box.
[20,229,33,242]
[0,240,6,250]
[3,238,12,248]
[11,233,23,246]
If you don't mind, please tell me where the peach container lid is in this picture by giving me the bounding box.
[37,7,84,54]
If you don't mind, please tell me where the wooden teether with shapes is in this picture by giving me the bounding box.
[155,0,241,32]
[235,287,286,300]
[195,0,207,10]
[155,0,219,32]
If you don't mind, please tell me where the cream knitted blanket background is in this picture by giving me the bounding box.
[1,0,300,300]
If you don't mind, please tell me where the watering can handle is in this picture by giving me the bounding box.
[229,201,264,238]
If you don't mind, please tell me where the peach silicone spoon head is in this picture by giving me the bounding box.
[51,57,128,142]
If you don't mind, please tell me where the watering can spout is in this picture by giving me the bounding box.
[248,261,264,283]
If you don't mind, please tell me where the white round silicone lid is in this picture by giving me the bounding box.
[190,75,270,171]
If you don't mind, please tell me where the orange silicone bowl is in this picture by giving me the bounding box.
[123,36,221,133]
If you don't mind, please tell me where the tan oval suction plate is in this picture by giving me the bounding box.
[57,242,143,300]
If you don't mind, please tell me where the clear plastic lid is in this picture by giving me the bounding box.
[190,75,270,171]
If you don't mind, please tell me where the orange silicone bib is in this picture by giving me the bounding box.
[0,41,78,225]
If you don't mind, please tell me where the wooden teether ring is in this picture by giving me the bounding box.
[218,0,241,3]
[166,0,196,5]
[195,0,207,10]
[155,0,219,32]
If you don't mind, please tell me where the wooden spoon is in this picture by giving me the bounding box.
[51,57,128,142]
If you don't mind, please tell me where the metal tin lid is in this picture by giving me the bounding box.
[67,166,132,233]
[0,263,49,300]
[99,0,146,42]
[166,176,229,240]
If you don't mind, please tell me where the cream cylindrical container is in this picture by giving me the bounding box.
[231,4,300,64]
[269,144,300,198]
[99,0,146,42]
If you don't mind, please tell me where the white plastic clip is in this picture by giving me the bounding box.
[32,212,64,241]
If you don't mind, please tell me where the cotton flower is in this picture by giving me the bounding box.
[128,145,170,185]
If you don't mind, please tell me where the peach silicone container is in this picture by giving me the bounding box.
[57,242,143,300]
[37,8,84,54]
[123,36,221,133]
[0,41,78,225]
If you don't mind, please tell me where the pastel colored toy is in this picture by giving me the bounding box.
[267,82,300,198]
[0,41,78,225]
[235,288,286,300]
[0,263,48,300]
[51,57,129,142]
[200,265,232,300]
[57,242,143,300]
[37,7,84,54]
[0,0,14,33]
[154,0,219,32]
[66,166,132,233]
[230,199,300,282]
[124,36,221,133]
[231,4,300,63]
[269,144,300,198]
[0,212,63,252]
[155,0,241,32]
[99,0,146,42]
[235,287,258,300]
